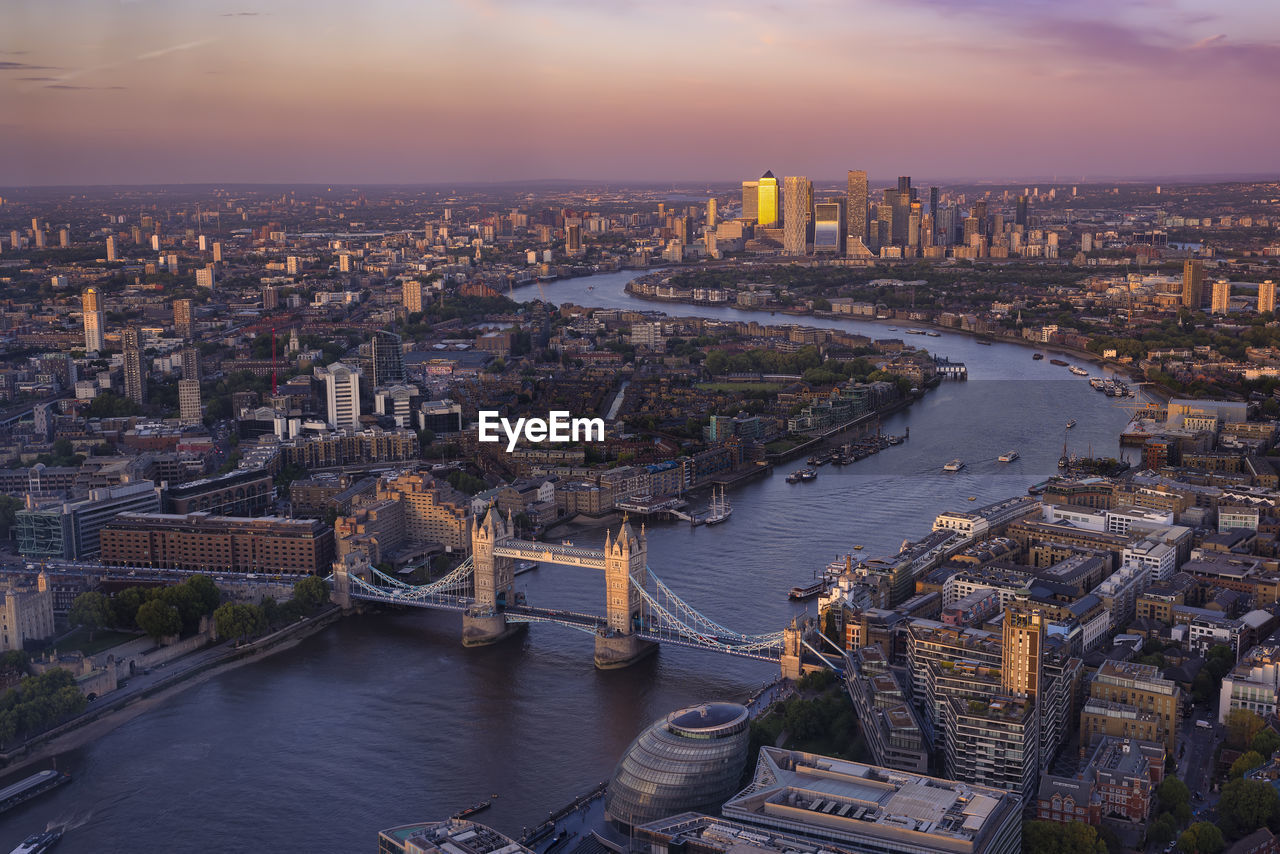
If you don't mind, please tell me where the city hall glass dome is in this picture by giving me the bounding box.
[604,702,751,828]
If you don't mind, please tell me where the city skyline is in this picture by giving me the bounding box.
[3,0,1280,186]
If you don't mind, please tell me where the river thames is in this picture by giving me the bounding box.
[2,269,1135,853]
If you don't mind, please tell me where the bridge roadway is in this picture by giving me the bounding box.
[344,582,785,663]
[4,560,302,587]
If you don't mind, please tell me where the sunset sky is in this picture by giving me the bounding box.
[2,0,1279,186]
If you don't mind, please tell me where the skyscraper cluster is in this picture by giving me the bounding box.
[730,171,1045,261]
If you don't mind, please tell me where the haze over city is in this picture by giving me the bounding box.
[3,0,1280,186]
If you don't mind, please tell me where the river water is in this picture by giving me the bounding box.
[1,270,1135,853]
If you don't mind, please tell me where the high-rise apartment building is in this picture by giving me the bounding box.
[1182,259,1204,309]
[1211,278,1232,314]
[812,201,844,254]
[782,176,812,255]
[403,278,425,314]
[757,171,779,228]
[173,298,194,339]
[317,361,361,430]
[105,235,117,262]
[1260,280,1277,314]
[741,180,759,222]
[82,287,104,353]
[845,170,871,257]
[369,330,405,387]
[122,327,146,404]
[1015,195,1029,227]
[178,379,202,426]
[706,198,717,229]
[566,224,583,256]
[195,264,215,289]
[180,345,201,382]
[262,285,279,310]
[1002,608,1043,701]
[212,241,223,263]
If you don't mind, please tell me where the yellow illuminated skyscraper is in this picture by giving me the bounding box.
[1002,608,1043,702]
[757,171,779,228]
[1260,280,1277,315]
[1182,259,1204,309]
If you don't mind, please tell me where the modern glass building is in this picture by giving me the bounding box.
[757,172,779,228]
[604,702,751,829]
[813,202,844,254]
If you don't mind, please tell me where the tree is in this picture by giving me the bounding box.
[292,576,329,615]
[68,591,113,640]
[1148,814,1178,848]
[1227,710,1267,751]
[135,600,182,641]
[1022,820,1107,854]
[1252,728,1280,759]
[1218,778,1280,840]
[185,575,222,615]
[1177,822,1224,854]
[0,494,22,539]
[214,602,267,643]
[1159,776,1191,814]
[1231,750,1266,779]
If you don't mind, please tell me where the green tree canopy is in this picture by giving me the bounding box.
[1022,820,1107,854]
[68,591,113,639]
[135,599,182,641]
[1218,778,1280,840]
[1177,822,1225,854]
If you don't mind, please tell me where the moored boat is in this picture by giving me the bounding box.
[997,450,1019,462]
[943,459,965,472]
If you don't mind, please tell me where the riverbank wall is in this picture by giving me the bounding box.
[0,606,344,774]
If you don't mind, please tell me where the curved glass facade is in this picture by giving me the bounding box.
[604,703,750,829]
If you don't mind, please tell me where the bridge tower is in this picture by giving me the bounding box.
[780,616,807,680]
[331,551,372,610]
[594,518,656,669]
[462,505,522,647]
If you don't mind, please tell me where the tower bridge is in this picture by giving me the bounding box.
[331,507,838,675]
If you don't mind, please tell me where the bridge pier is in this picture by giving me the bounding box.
[594,633,657,669]
[461,610,527,647]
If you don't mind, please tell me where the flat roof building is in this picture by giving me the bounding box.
[721,747,1021,854]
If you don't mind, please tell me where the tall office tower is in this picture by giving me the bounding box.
[936,204,957,246]
[1002,609,1043,702]
[973,200,988,235]
[178,379,202,426]
[673,217,691,245]
[566,224,583,255]
[195,264,215,289]
[845,170,869,255]
[757,171,779,227]
[1182,259,1205,308]
[907,203,922,251]
[370,330,405,387]
[122,327,147,405]
[928,186,939,220]
[1260,280,1277,314]
[963,216,980,245]
[317,362,361,430]
[403,278,425,314]
[173,298,194,339]
[782,176,812,255]
[812,200,844,253]
[890,182,911,246]
[706,198,717,229]
[876,203,894,248]
[1015,195,1029,228]
[741,180,759,222]
[212,241,223,263]
[1211,279,1232,314]
[180,346,201,382]
[105,235,117,262]
[82,287,104,354]
[920,214,934,249]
